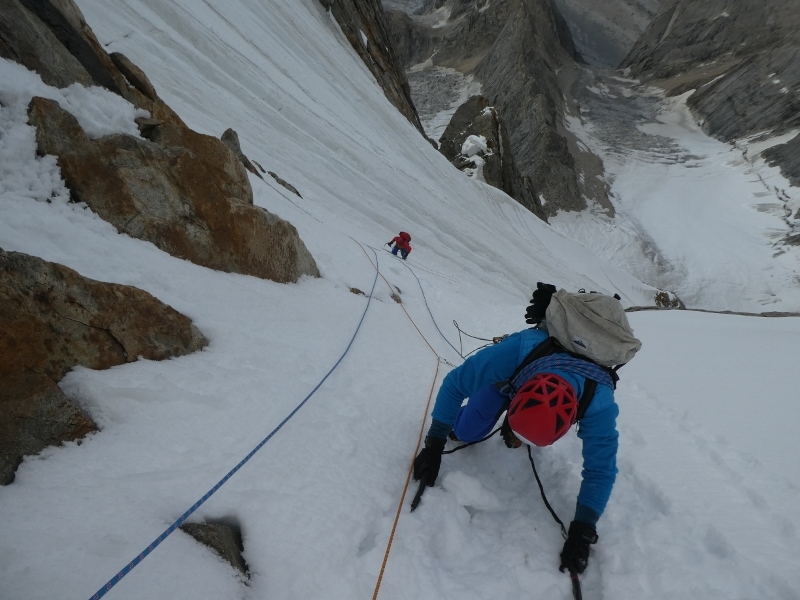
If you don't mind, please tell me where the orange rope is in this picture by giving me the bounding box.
[371,359,440,600]
[350,239,445,600]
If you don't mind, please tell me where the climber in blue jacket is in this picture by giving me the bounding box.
[413,284,618,575]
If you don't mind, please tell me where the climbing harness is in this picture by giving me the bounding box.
[87,245,381,600]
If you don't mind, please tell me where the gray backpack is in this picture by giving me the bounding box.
[544,290,642,368]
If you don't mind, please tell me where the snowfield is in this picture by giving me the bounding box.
[1,0,799,599]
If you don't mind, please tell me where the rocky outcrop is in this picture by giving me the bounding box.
[4,0,319,283]
[473,0,593,217]
[220,128,263,180]
[0,0,96,88]
[622,1,800,143]
[181,522,249,576]
[320,0,427,137]
[763,134,800,189]
[388,0,609,217]
[0,249,208,484]
[268,172,303,199]
[654,290,684,309]
[385,9,437,67]
[27,97,319,283]
[549,0,660,67]
[439,95,546,219]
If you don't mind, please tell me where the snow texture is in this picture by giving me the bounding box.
[0,1,799,600]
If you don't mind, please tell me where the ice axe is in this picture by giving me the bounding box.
[409,473,431,512]
[569,567,583,600]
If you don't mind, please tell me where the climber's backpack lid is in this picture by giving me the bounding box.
[544,290,642,367]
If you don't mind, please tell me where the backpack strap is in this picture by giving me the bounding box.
[507,336,563,383]
[498,335,616,421]
[576,378,597,421]
[495,336,563,396]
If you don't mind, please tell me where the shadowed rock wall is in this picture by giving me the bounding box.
[623,1,800,142]
[387,0,609,218]
[439,95,546,220]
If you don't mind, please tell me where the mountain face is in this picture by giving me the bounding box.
[622,0,800,182]
[387,0,612,218]
[438,95,547,220]
[550,0,660,66]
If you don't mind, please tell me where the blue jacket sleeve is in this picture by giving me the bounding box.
[575,387,619,521]
[430,330,542,428]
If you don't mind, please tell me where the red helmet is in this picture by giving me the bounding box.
[507,372,578,447]
[400,231,411,242]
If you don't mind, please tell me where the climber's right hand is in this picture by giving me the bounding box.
[413,436,446,486]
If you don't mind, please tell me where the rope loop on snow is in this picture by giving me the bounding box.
[370,244,462,361]
[352,240,447,600]
[88,246,381,600]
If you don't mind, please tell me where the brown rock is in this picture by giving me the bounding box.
[0,374,95,485]
[110,52,158,101]
[4,0,319,283]
[0,248,209,484]
[28,97,320,283]
[220,128,263,180]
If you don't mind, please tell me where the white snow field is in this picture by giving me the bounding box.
[1,0,799,599]
[553,82,800,313]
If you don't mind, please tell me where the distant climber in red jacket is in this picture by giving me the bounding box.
[386,231,412,259]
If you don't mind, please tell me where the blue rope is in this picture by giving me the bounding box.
[89,247,381,600]
[511,354,614,393]
[372,245,462,361]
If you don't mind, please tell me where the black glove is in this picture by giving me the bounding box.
[559,521,598,574]
[525,282,557,324]
[386,242,392,247]
[413,436,446,487]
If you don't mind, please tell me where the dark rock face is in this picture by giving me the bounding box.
[0,249,209,485]
[439,95,546,219]
[4,0,320,283]
[622,1,800,141]
[388,0,609,217]
[321,0,427,137]
[763,134,800,189]
[28,97,320,283]
[180,522,249,576]
[549,0,660,66]
[385,9,436,67]
[0,0,95,88]
[473,0,592,217]
[654,290,684,309]
[268,172,303,199]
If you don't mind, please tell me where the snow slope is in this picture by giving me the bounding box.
[1,1,799,599]
[554,75,800,313]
